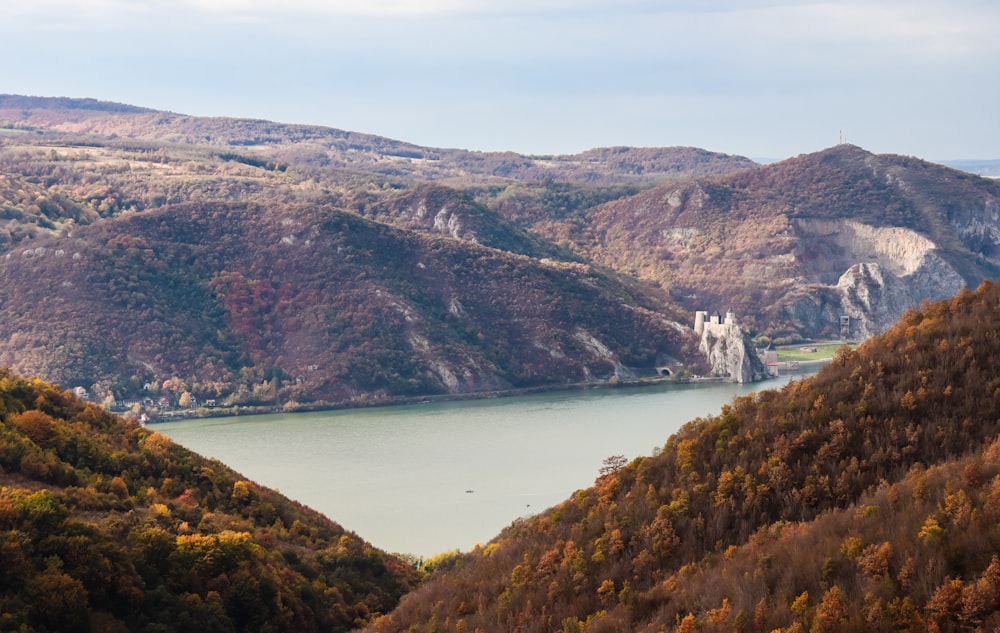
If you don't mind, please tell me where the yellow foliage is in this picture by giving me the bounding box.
[918,516,946,543]
[790,591,810,618]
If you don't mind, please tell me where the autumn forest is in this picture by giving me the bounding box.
[2,95,1000,632]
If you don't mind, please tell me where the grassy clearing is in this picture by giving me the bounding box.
[776,343,853,362]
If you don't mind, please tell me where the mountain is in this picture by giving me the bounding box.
[6,94,1000,632]
[0,370,421,632]
[365,279,1000,633]
[0,199,698,406]
[3,95,1000,402]
[0,95,759,406]
[541,144,1000,341]
[0,95,756,186]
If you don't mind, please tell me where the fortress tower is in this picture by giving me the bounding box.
[695,309,738,336]
[694,310,708,335]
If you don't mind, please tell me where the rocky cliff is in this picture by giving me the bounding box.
[698,321,768,383]
[784,220,969,338]
[569,145,1000,341]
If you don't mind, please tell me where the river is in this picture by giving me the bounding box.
[154,370,818,557]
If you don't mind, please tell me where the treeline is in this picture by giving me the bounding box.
[366,280,1000,632]
[0,370,421,632]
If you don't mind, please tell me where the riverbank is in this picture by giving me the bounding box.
[145,375,702,423]
[144,364,828,424]
[152,365,828,556]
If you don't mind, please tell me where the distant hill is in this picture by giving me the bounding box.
[0,370,421,632]
[346,183,570,259]
[0,95,757,186]
[365,280,1000,633]
[544,144,1000,340]
[3,94,1000,402]
[0,94,754,406]
[0,199,698,406]
[6,94,1000,633]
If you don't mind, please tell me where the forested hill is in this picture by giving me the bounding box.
[546,144,1000,340]
[0,370,421,632]
[0,199,697,406]
[4,94,1000,405]
[367,280,1000,633]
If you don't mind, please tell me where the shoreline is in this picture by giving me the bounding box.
[143,361,830,424]
[145,375,703,423]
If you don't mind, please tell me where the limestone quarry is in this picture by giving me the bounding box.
[787,219,970,338]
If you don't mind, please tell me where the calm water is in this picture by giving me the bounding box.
[155,371,817,557]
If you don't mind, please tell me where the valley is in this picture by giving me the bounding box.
[1,96,997,410]
[1,94,1000,632]
[154,371,815,557]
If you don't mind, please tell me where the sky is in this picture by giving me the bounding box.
[2,0,998,160]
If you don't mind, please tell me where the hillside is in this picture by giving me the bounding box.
[4,99,998,350]
[366,280,1000,633]
[346,183,569,259]
[0,199,698,406]
[541,145,1000,340]
[3,95,1000,400]
[0,95,757,405]
[0,370,421,632]
[0,95,756,186]
[0,95,753,263]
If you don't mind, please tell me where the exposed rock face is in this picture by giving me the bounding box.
[946,198,1000,269]
[784,221,969,338]
[835,254,965,338]
[795,219,943,283]
[576,145,1000,341]
[699,322,768,383]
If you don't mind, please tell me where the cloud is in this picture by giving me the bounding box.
[2,0,996,158]
[176,0,466,16]
[776,2,999,61]
[9,0,997,56]
[0,0,893,20]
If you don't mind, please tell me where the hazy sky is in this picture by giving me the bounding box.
[3,1,997,160]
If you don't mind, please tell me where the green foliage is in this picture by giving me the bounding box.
[776,344,853,362]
